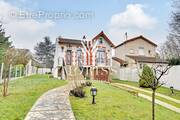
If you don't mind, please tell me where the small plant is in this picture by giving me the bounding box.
[86,81,92,86]
[70,87,85,98]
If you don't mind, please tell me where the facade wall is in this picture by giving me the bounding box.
[92,37,112,67]
[115,38,156,61]
[53,35,114,80]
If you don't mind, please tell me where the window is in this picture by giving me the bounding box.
[96,49,105,64]
[66,50,72,65]
[139,47,144,55]
[77,49,82,66]
[99,37,103,44]
[139,63,143,69]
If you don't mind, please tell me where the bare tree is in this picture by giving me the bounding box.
[140,64,171,120]
[161,0,180,59]
[15,49,31,76]
[2,48,18,97]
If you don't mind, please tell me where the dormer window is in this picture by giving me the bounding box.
[99,37,103,44]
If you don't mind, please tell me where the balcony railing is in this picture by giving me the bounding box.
[95,58,110,66]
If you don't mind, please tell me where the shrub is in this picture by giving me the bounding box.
[70,87,85,98]
[46,72,52,74]
[86,76,90,80]
[81,83,86,87]
[168,57,180,65]
[86,81,92,86]
[48,75,54,78]
[139,65,155,88]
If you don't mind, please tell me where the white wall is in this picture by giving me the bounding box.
[118,68,139,82]
[117,65,180,90]
[160,65,180,90]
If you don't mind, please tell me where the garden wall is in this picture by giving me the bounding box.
[117,65,180,90]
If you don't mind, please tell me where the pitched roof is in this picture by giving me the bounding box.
[115,35,157,48]
[112,57,127,65]
[92,31,115,47]
[58,38,82,45]
[126,55,168,63]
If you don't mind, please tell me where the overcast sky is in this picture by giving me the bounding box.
[0,0,171,52]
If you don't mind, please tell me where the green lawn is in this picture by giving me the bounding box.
[0,75,67,120]
[112,79,180,100]
[70,82,180,120]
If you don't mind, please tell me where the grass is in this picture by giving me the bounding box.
[70,82,180,120]
[0,75,67,120]
[112,78,180,100]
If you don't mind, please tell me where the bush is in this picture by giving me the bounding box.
[70,87,85,98]
[48,75,53,78]
[46,72,52,74]
[86,81,92,86]
[85,76,90,80]
[81,83,86,87]
[168,57,180,65]
[139,65,155,88]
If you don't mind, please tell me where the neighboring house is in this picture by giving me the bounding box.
[112,35,167,74]
[53,31,115,81]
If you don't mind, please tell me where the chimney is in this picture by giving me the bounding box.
[83,35,86,40]
[125,32,128,41]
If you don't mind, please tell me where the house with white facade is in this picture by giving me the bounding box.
[53,31,115,81]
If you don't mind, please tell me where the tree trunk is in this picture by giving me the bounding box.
[36,67,39,74]
[152,89,155,120]
[3,79,6,97]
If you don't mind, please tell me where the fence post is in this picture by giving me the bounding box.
[0,63,4,83]
[19,66,22,77]
[15,66,18,78]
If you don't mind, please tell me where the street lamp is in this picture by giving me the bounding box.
[170,86,174,94]
[90,87,97,104]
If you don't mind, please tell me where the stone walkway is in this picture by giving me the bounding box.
[112,83,180,104]
[24,85,75,120]
[112,83,180,113]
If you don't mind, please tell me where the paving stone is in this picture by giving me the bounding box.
[24,85,76,120]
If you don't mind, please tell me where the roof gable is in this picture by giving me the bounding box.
[115,35,157,48]
[92,31,115,47]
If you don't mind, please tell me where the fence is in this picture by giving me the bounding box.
[0,63,26,83]
[117,65,180,90]
[25,60,51,76]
